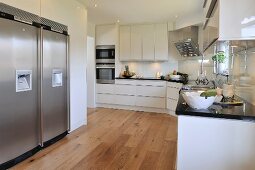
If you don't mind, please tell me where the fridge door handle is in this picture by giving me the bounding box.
[39,27,44,147]
[67,35,70,132]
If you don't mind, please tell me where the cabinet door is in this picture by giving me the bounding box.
[96,84,115,94]
[130,25,142,60]
[219,0,255,40]
[136,86,166,98]
[141,24,155,61]
[115,85,136,96]
[155,24,168,61]
[136,96,166,108]
[96,94,115,104]
[119,26,131,61]
[96,25,116,45]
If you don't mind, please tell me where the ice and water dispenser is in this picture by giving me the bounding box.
[16,70,32,92]
[52,69,63,87]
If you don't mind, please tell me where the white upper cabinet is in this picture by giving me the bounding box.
[141,24,155,61]
[119,23,169,61]
[219,0,255,40]
[119,26,131,61]
[155,24,168,61]
[130,25,143,60]
[203,0,255,41]
[96,24,117,45]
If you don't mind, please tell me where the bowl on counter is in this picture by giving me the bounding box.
[182,91,216,109]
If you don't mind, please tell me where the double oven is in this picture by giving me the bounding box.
[96,45,115,84]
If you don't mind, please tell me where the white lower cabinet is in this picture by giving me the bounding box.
[136,96,166,109]
[166,82,182,112]
[96,80,182,112]
[96,94,115,104]
[167,98,178,111]
[115,85,136,95]
[96,84,115,94]
[136,86,166,97]
[114,95,136,106]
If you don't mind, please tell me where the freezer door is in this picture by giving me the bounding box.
[0,18,39,164]
[42,30,68,143]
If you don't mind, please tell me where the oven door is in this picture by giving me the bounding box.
[96,65,115,84]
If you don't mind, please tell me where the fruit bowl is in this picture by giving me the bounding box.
[182,91,216,109]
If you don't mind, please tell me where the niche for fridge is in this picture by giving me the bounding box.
[52,69,63,87]
[16,70,32,92]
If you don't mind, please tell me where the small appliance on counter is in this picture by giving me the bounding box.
[165,70,189,84]
[96,45,115,84]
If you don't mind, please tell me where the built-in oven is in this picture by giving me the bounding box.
[96,64,115,84]
[96,45,115,63]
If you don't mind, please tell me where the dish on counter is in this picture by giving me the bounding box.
[182,91,216,109]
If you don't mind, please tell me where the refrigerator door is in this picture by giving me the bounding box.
[0,18,39,164]
[42,29,68,144]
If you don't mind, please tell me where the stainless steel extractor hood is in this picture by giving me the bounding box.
[171,26,202,57]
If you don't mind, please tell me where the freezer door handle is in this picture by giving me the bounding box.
[39,27,44,147]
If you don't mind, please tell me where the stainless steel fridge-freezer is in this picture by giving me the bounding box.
[41,29,69,147]
[0,3,70,169]
[0,17,40,168]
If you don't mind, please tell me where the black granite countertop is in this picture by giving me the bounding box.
[176,95,255,122]
[115,77,184,83]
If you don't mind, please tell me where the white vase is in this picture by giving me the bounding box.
[218,63,225,74]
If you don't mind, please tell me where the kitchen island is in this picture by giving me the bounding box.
[176,95,255,170]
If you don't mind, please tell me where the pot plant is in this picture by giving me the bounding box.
[212,51,226,74]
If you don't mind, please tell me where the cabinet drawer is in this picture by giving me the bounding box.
[167,82,182,89]
[115,85,136,95]
[114,95,136,106]
[167,87,180,100]
[136,80,166,87]
[115,79,136,85]
[167,98,178,111]
[136,96,166,108]
[137,86,166,97]
[96,84,115,94]
[96,94,115,104]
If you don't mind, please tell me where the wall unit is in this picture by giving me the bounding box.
[96,24,117,45]
[130,25,143,60]
[119,26,131,61]
[203,0,255,51]
[155,24,169,61]
[119,23,168,61]
[219,0,255,40]
[142,24,155,61]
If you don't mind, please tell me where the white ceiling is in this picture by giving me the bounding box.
[78,0,204,25]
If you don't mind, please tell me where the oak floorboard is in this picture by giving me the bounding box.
[12,108,177,170]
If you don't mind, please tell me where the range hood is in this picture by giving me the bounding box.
[171,26,202,57]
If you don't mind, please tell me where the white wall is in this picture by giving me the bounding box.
[87,23,96,108]
[0,0,88,131]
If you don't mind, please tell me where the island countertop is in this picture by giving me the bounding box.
[176,95,255,122]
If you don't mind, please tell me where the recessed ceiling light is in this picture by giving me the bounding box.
[175,15,178,18]
[117,20,120,23]
[94,3,98,8]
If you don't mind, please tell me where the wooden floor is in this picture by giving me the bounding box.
[12,108,177,170]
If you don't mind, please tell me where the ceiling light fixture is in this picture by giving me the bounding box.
[94,3,98,8]
[117,20,120,23]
